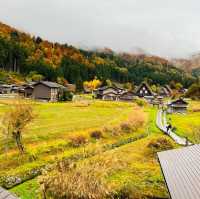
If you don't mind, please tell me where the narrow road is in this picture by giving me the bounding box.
[156,109,192,146]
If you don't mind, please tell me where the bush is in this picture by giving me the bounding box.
[90,130,103,139]
[103,126,121,136]
[59,90,73,101]
[147,137,174,153]
[135,98,147,107]
[185,83,200,99]
[120,122,133,133]
[69,135,87,147]
[113,183,140,199]
[110,126,122,136]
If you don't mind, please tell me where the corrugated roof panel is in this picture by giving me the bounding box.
[0,187,18,199]
[158,145,200,199]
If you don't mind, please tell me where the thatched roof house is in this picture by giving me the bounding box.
[135,82,154,97]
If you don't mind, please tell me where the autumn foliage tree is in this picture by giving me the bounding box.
[83,78,102,92]
[1,101,34,154]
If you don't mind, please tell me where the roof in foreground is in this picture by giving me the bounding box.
[157,144,200,199]
[0,187,19,199]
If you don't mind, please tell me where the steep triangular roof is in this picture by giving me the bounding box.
[135,81,153,95]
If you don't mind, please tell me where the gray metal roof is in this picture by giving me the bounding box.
[33,81,65,88]
[0,187,19,199]
[157,145,200,199]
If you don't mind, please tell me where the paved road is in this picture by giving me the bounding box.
[156,109,192,146]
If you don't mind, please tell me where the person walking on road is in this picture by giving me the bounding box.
[166,124,172,134]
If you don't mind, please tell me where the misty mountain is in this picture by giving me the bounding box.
[0,21,196,88]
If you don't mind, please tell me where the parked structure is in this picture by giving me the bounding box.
[167,98,188,114]
[135,82,154,97]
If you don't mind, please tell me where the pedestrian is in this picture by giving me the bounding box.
[185,137,189,146]
[166,124,172,133]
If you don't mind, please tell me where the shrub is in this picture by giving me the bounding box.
[147,137,174,153]
[103,125,121,136]
[59,90,73,101]
[110,126,122,136]
[185,83,200,99]
[69,135,87,147]
[113,183,141,199]
[120,122,133,133]
[135,98,147,107]
[90,130,103,139]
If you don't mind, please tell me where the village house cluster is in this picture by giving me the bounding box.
[94,82,189,113]
[0,81,75,102]
[94,82,172,102]
[0,81,189,113]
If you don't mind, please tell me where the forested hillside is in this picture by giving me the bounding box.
[0,21,196,89]
[172,54,200,75]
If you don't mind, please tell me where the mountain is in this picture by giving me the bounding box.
[0,21,196,88]
[172,54,200,73]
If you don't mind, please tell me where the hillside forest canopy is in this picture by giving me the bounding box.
[0,21,197,90]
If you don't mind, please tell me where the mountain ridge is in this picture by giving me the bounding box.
[0,21,196,88]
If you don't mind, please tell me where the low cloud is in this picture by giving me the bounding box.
[0,0,200,58]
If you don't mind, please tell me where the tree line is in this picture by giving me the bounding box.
[0,27,197,90]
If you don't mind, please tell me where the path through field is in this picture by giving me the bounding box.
[156,109,192,146]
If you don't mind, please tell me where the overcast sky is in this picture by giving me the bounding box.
[0,0,200,58]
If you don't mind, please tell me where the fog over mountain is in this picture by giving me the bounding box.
[0,0,200,58]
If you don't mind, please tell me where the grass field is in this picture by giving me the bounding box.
[0,99,172,199]
[0,100,138,177]
[167,100,200,143]
[10,135,172,199]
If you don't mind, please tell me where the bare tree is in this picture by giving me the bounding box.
[1,100,34,154]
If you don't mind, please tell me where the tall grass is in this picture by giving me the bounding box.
[39,157,124,199]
